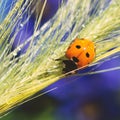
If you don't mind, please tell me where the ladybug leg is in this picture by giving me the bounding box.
[62,60,78,74]
[54,56,66,61]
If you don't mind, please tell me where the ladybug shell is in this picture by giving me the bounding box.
[65,38,95,68]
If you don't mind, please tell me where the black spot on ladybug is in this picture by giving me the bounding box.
[86,52,90,58]
[63,60,77,74]
[72,57,79,63]
[76,45,81,49]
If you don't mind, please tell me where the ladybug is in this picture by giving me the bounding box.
[63,37,95,74]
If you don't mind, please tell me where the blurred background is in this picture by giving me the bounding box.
[1,0,120,120]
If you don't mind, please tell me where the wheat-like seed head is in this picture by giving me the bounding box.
[0,0,120,116]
